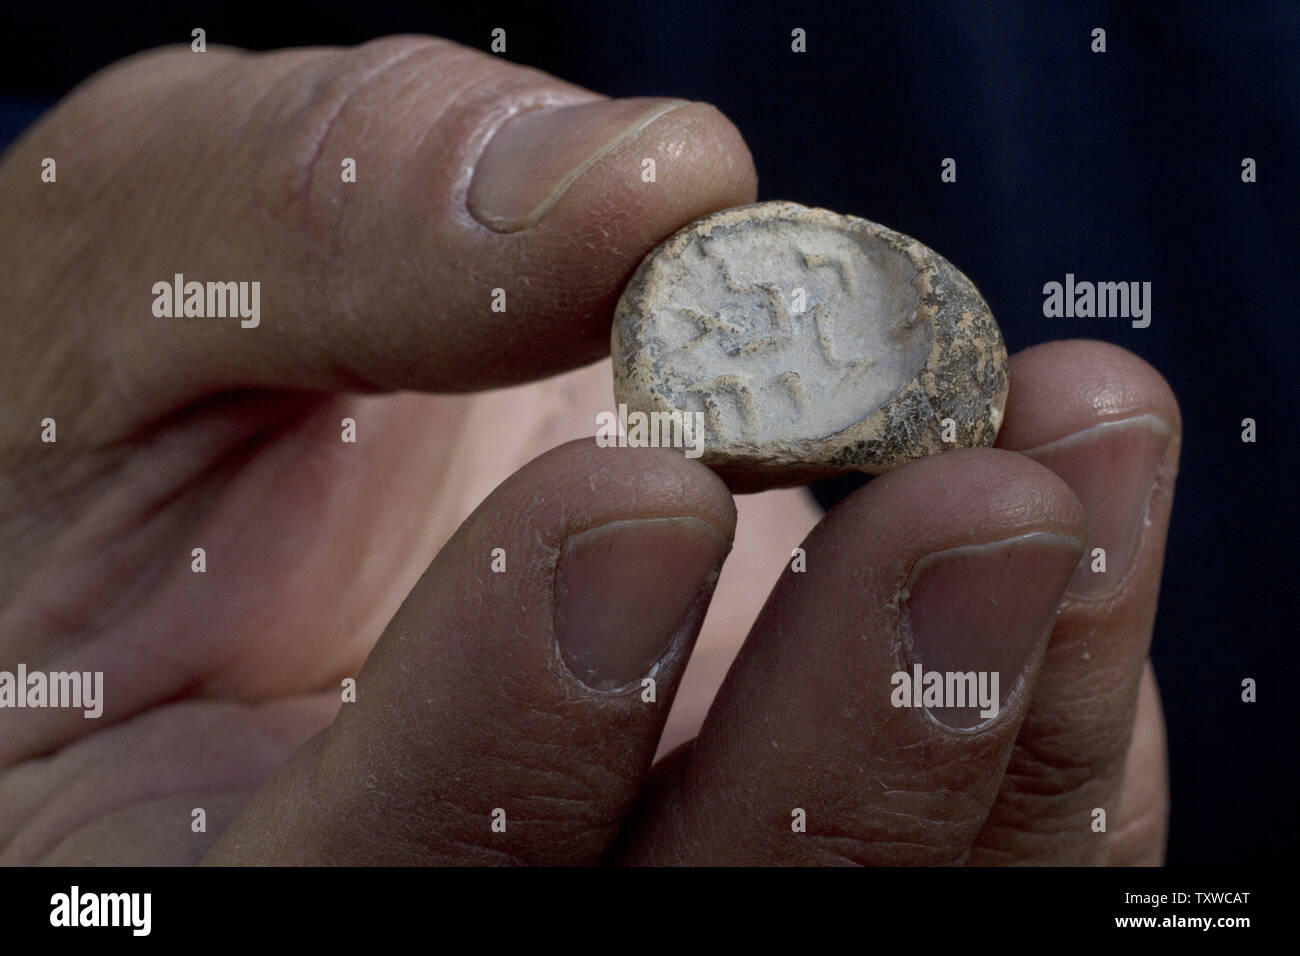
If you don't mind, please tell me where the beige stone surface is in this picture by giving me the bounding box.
[611,201,1008,491]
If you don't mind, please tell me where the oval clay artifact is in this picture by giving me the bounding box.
[610,201,1009,492]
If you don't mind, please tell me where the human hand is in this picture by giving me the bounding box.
[0,37,1176,865]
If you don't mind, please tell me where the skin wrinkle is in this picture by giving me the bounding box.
[3,454,221,655]
[347,53,492,209]
[477,739,635,801]
[305,57,466,270]
[223,48,336,146]
[1,698,314,861]
[9,398,397,761]
[38,792,254,865]
[0,448,127,592]
[998,762,1109,803]
[1004,715,1132,773]
[350,762,593,865]
[0,312,101,462]
[292,41,440,223]
[378,810,526,866]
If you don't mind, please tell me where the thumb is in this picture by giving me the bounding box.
[0,36,755,439]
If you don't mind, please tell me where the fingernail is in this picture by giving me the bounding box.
[555,516,729,691]
[468,97,690,232]
[1022,415,1172,601]
[901,532,1083,729]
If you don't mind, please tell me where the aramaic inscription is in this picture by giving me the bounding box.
[611,202,1008,491]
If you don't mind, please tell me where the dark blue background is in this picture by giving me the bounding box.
[2,1,1295,865]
